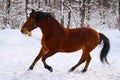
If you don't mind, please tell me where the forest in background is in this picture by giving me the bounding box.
[0,0,119,30]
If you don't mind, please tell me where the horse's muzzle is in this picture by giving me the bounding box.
[21,29,24,34]
[21,29,32,36]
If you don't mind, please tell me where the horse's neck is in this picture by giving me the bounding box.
[38,21,50,35]
[38,17,65,36]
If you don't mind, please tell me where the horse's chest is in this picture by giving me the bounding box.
[41,36,61,49]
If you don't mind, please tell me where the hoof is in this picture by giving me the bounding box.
[49,67,53,72]
[27,69,32,71]
[81,69,87,73]
[27,68,33,71]
[69,67,75,72]
[28,66,33,71]
[45,65,53,72]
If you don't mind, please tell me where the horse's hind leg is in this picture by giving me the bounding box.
[69,52,87,72]
[28,47,46,70]
[42,50,56,72]
[81,54,91,73]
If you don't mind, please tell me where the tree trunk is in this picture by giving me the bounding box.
[103,0,110,9]
[67,0,72,28]
[6,0,11,28]
[38,1,41,8]
[86,0,91,27]
[67,11,71,28]
[60,0,64,26]
[7,0,10,14]
[25,0,29,19]
[45,0,48,6]
[119,0,120,30]
[80,0,86,27]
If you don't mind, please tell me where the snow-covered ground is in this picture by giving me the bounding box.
[0,28,120,80]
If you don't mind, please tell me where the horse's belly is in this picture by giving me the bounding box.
[59,42,82,52]
[60,47,81,52]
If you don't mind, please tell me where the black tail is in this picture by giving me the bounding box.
[99,33,110,64]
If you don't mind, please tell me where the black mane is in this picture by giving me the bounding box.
[35,11,53,22]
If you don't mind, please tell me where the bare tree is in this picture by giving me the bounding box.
[3,0,11,29]
[67,11,71,28]
[103,0,110,9]
[80,0,86,27]
[45,0,48,6]
[60,0,64,26]
[7,0,11,15]
[86,0,91,27]
[119,0,120,30]
[38,1,41,8]
[45,0,52,6]
[0,0,118,29]
[25,0,29,19]
[67,1,72,28]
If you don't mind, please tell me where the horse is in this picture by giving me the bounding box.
[21,9,110,73]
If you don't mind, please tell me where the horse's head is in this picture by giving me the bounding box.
[21,9,58,36]
[21,9,37,36]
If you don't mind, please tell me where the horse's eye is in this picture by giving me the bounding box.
[30,19,35,22]
[29,19,33,22]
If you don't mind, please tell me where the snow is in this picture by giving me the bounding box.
[0,28,120,80]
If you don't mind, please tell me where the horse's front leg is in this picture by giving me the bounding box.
[41,50,56,72]
[28,47,47,70]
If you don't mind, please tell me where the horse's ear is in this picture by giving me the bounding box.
[32,9,35,13]
[31,9,36,17]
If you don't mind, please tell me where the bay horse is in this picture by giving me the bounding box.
[21,9,110,73]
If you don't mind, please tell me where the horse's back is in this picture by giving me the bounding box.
[59,27,100,52]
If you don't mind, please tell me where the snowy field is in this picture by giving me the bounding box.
[0,28,120,80]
